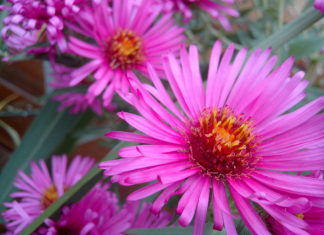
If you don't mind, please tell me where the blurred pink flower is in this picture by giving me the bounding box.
[0,0,87,52]
[38,183,172,235]
[100,41,324,235]
[314,0,324,13]
[59,0,184,109]
[52,92,102,115]
[134,0,240,30]
[2,155,95,234]
[267,172,324,234]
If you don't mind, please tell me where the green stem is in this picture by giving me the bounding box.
[278,0,284,29]
[201,14,244,50]
[255,7,323,51]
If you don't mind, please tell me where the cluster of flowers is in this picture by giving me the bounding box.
[1,0,324,235]
[3,155,173,234]
[0,0,238,113]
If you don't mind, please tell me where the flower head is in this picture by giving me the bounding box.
[52,92,102,115]
[0,0,87,52]
[39,183,172,235]
[141,0,240,31]
[55,0,184,109]
[100,41,324,234]
[267,172,324,234]
[2,155,94,234]
[314,0,324,13]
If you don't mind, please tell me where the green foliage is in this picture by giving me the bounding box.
[288,37,324,59]
[0,98,90,217]
[127,223,218,235]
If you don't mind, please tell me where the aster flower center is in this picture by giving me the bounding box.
[106,29,144,70]
[41,184,68,209]
[186,106,259,179]
[295,213,304,220]
[41,185,58,209]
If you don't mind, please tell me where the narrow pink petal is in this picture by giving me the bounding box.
[158,168,200,185]
[178,177,204,227]
[251,170,324,197]
[127,182,170,201]
[229,183,271,235]
[106,131,164,145]
[206,40,222,107]
[152,181,182,213]
[193,177,210,235]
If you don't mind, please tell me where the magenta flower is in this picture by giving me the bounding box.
[59,0,184,109]
[100,41,324,234]
[267,207,324,235]
[52,92,102,115]
[314,0,324,13]
[0,0,87,52]
[129,201,173,230]
[267,172,324,234]
[39,183,172,235]
[2,155,94,234]
[147,0,240,31]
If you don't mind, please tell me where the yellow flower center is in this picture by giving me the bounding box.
[40,185,68,209]
[106,29,144,70]
[295,213,304,220]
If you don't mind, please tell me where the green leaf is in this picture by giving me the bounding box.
[288,37,324,59]
[0,99,89,216]
[255,7,323,51]
[127,223,220,235]
[72,126,111,144]
[20,140,130,235]
[0,119,20,147]
[7,42,50,62]
[127,227,193,235]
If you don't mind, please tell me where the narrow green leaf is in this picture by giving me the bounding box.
[7,42,50,62]
[127,227,193,235]
[127,223,218,235]
[288,37,324,59]
[0,99,88,215]
[255,7,323,51]
[0,119,20,147]
[20,141,130,235]
[0,109,39,117]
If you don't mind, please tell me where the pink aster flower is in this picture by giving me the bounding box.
[38,183,172,235]
[314,0,324,13]
[129,201,173,230]
[52,92,102,115]
[99,41,324,235]
[59,0,185,109]
[267,172,324,234]
[140,0,240,31]
[0,26,49,59]
[2,155,95,234]
[0,0,87,52]
[267,207,324,235]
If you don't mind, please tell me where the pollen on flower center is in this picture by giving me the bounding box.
[186,106,260,179]
[40,185,58,209]
[41,184,68,209]
[295,213,304,220]
[106,29,144,70]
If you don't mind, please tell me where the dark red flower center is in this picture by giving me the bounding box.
[105,29,144,70]
[186,106,260,179]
